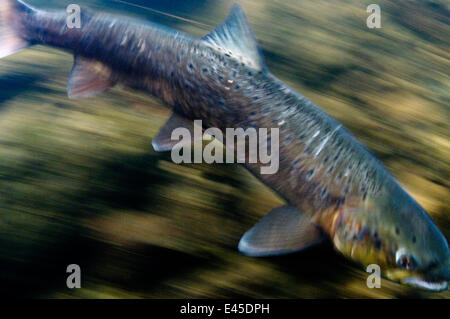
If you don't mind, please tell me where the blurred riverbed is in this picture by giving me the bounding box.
[0,0,448,298]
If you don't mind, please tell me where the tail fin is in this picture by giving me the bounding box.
[0,0,35,58]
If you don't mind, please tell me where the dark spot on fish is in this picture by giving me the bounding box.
[375,237,382,249]
[306,169,315,180]
[202,68,208,73]
[333,154,339,163]
[232,71,237,77]
[249,111,257,117]
[285,134,293,144]
[189,63,194,70]
[321,188,328,199]
[170,71,174,77]
[218,75,223,81]
[395,227,400,235]
[293,158,300,166]
[327,165,335,173]
[253,96,259,101]
[362,191,367,200]
[299,134,306,140]
[354,227,366,241]
[337,172,343,180]
[235,85,240,90]
[248,72,253,76]
[323,156,329,164]
[412,236,417,243]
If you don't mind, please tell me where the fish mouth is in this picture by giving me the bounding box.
[402,277,448,292]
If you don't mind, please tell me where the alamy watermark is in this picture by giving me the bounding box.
[66,4,81,29]
[367,4,381,29]
[66,264,81,289]
[366,264,381,288]
[170,120,279,175]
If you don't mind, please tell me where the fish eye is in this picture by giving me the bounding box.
[396,254,417,270]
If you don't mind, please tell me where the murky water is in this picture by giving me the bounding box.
[0,0,448,298]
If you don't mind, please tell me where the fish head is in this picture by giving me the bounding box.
[333,191,449,291]
[376,192,449,291]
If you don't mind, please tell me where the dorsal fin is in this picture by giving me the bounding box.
[202,4,266,71]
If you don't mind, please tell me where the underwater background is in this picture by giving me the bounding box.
[0,0,448,298]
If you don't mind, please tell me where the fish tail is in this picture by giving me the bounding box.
[0,0,35,58]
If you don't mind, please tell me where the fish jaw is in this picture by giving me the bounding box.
[402,277,448,292]
[386,258,450,292]
[390,271,448,292]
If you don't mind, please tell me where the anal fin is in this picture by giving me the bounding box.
[238,206,325,257]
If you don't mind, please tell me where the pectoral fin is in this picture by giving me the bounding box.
[68,56,116,99]
[238,206,325,257]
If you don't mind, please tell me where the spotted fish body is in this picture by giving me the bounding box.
[1,1,448,290]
